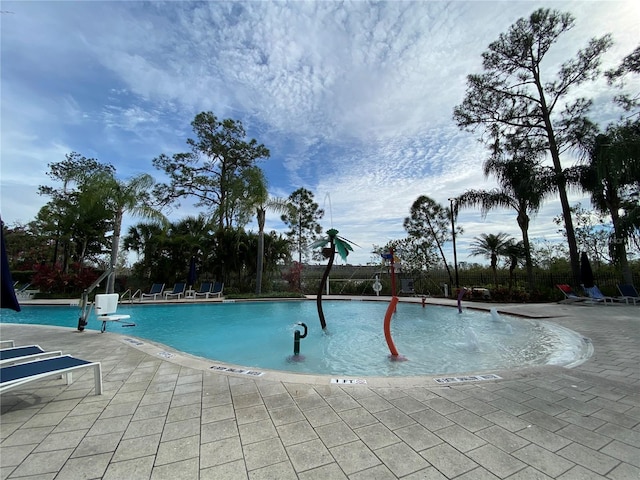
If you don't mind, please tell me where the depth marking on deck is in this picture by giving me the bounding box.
[331,378,367,385]
[434,374,501,384]
[124,338,144,346]
[210,365,264,376]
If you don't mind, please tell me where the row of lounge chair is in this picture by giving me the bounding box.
[0,341,102,396]
[556,283,639,305]
[141,281,224,301]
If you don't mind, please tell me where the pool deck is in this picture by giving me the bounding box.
[1,296,638,479]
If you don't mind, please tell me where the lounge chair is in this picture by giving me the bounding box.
[556,284,587,302]
[617,284,639,305]
[94,294,134,333]
[196,281,223,299]
[141,283,164,301]
[583,285,616,304]
[0,355,103,395]
[193,281,213,298]
[0,345,62,366]
[164,282,186,300]
[209,281,224,298]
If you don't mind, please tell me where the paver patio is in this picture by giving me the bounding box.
[1,297,638,479]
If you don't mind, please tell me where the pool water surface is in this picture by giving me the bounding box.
[1,300,589,376]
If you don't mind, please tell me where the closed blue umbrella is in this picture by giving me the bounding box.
[1,221,21,311]
[580,252,595,289]
[187,256,197,289]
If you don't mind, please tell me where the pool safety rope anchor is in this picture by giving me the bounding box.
[293,322,308,356]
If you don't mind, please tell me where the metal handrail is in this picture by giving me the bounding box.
[77,268,113,331]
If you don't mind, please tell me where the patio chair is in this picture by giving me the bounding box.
[583,285,616,305]
[0,355,103,395]
[617,284,639,305]
[205,282,224,298]
[193,281,213,299]
[164,282,186,300]
[556,284,587,303]
[0,345,62,366]
[399,278,415,295]
[94,294,135,333]
[141,283,164,301]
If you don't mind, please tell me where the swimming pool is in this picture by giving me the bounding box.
[1,300,589,377]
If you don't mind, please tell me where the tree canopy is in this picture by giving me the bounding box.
[153,111,270,230]
[453,7,613,285]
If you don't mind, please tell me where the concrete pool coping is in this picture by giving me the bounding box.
[2,296,639,479]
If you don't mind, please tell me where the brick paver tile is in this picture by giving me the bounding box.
[151,457,199,480]
[112,432,161,462]
[374,406,415,430]
[329,439,380,475]
[200,459,248,480]
[314,421,358,448]
[516,424,572,452]
[512,444,574,478]
[476,425,530,453]
[286,438,334,473]
[200,436,244,469]
[354,423,399,450]
[55,451,112,479]
[467,444,526,478]
[297,462,349,480]
[436,424,486,452]
[103,455,155,480]
[155,434,199,465]
[242,438,288,471]
[420,443,478,478]
[375,442,429,477]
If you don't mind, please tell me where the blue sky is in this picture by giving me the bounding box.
[1,1,638,266]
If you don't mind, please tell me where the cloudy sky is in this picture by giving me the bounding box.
[1,1,638,266]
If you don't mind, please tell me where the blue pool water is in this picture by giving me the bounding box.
[0,300,588,376]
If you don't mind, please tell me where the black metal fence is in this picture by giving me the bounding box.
[297,264,639,301]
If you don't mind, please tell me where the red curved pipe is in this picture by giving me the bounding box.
[384,296,400,356]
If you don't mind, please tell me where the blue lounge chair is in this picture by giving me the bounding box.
[617,284,639,305]
[0,355,103,395]
[193,281,213,299]
[583,285,616,304]
[94,294,134,333]
[0,345,62,366]
[208,282,224,299]
[141,283,164,301]
[164,282,186,300]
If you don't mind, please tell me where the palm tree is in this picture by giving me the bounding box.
[312,228,355,329]
[122,222,168,280]
[103,173,167,293]
[568,123,640,285]
[504,240,526,293]
[469,233,512,289]
[455,135,554,291]
[240,167,290,294]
